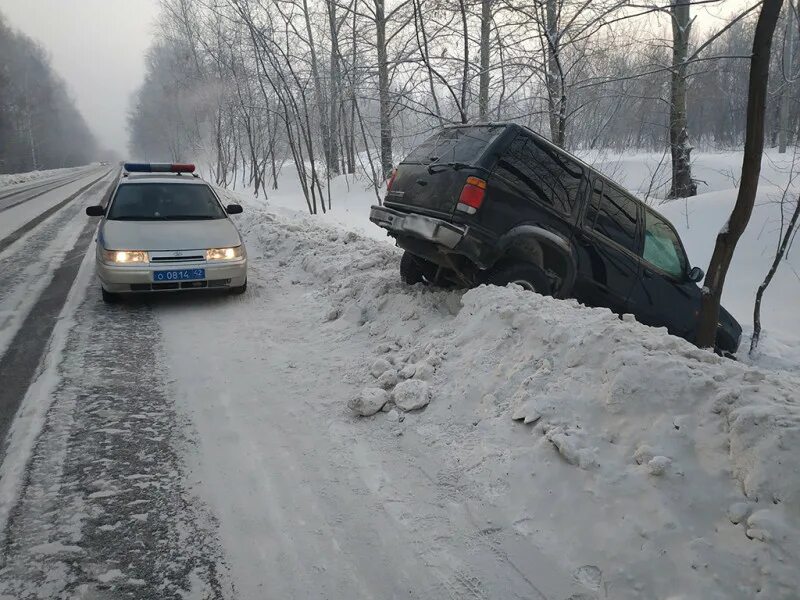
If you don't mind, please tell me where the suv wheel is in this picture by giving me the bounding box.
[488,262,551,295]
[400,251,426,285]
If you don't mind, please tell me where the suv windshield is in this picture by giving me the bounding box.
[404,126,503,165]
[107,183,226,220]
[643,209,688,278]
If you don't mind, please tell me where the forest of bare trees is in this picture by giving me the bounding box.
[0,13,98,174]
[127,0,800,212]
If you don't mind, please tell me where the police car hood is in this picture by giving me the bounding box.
[101,218,241,251]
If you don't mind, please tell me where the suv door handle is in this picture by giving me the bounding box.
[643,268,655,278]
[416,179,428,186]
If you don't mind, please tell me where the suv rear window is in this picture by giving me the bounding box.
[493,134,584,214]
[403,126,503,165]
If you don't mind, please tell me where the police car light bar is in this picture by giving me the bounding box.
[123,162,195,173]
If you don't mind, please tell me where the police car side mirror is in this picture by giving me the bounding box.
[226,204,243,215]
[86,205,105,217]
[688,266,704,283]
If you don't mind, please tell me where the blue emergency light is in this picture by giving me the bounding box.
[123,162,195,173]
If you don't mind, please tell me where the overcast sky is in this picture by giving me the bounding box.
[0,0,159,156]
[0,0,753,159]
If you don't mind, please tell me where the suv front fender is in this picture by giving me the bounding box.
[494,225,577,298]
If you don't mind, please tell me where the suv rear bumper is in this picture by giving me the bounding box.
[370,205,465,248]
[370,205,496,270]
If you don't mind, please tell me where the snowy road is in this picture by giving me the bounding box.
[0,178,797,599]
[0,167,113,440]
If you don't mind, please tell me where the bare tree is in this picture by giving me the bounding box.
[667,0,698,198]
[697,0,785,348]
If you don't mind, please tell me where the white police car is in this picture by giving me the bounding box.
[86,163,247,302]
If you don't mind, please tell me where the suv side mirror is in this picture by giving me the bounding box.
[226,203,243,215]
[688,266,704,283]
[86,205,105,217]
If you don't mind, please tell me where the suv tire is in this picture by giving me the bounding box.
[400,251,425,285]
[488,262,551,295]
[230,280,248,295]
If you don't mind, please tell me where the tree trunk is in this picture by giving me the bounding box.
[545,0,565,147]
[327,0,341,174]
[668,0,698,198]
[458,0,469,123]
[696,0,784,348]
[479,0,492,120]
[375,0,393,178]
[779,0,794,153]
[302,0,332,174]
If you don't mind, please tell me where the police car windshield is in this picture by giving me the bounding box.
[107,183,226,220]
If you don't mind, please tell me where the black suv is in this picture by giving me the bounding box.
[370,123,742,354]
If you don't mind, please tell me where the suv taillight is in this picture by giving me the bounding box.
[457,176,487,214]
[386,168,398,192]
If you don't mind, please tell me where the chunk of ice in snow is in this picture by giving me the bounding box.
[393,379,431,411]
[370,358,392,378]
[414,363,435,381]
[648,456,671,476]
[399,364,416,379]
[348,388,389,416]
[545,427,598,469]
[728,502,751,524]
[378,369,398,389]
[633,444,655,465]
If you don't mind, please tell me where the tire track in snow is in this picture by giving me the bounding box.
[0,169,110,255]
[0,273,230,599]
[0,173,116,451]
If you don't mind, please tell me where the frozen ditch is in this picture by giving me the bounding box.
[236,199,800,599]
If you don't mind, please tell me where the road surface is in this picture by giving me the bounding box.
[0,170,589,600]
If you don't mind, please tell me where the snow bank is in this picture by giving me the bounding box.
[240,200,800,599]
[249,150,800,347]
[0,165,91,189]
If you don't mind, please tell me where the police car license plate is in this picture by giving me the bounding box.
[153,268,205,282]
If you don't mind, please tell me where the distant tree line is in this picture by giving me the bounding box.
[127,1,800,210]
[0,12,97,174]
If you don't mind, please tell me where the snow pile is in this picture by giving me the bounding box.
[252,149,800,349]
[243,202,800,599]
[0,165,90,188]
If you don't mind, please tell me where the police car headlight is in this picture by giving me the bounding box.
[102,250,149,264]
[206,246,243,261]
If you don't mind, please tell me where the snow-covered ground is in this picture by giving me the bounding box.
[158,182,800,599]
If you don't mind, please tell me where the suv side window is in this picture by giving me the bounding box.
[585,180,639,254]
[494,135,583,214]
[642,209,688,278]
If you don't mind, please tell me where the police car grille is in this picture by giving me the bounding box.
[150,255,204,263]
